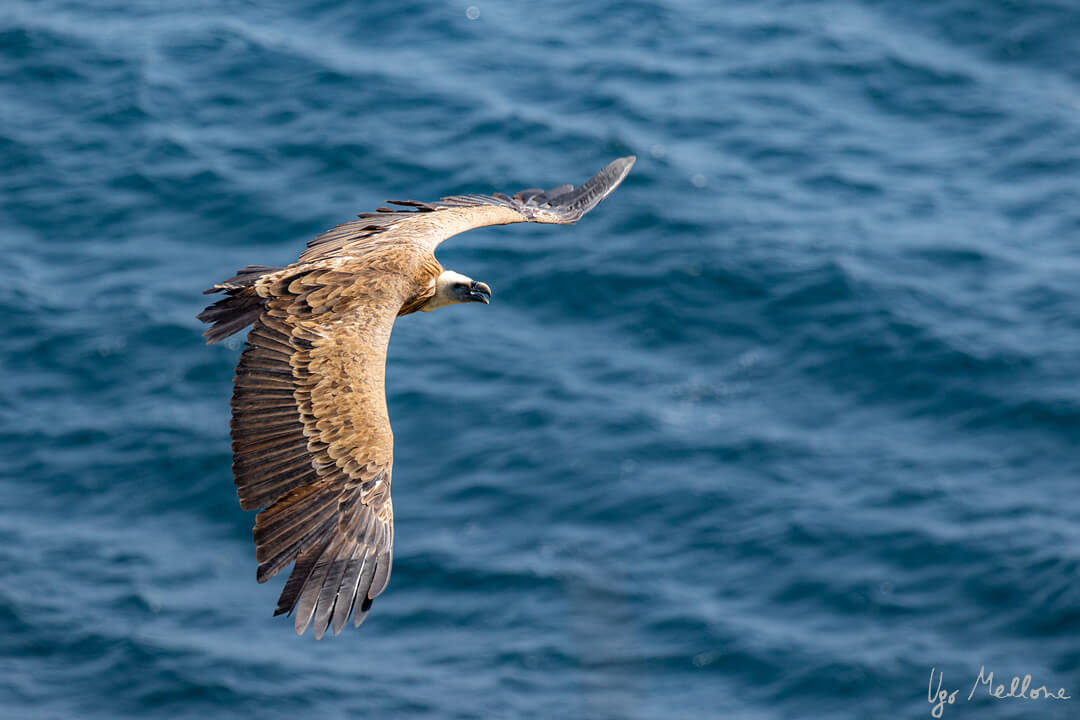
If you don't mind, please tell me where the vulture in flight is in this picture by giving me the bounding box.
[198,156,635,637]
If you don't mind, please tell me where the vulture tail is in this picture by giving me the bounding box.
[197,265,283,344]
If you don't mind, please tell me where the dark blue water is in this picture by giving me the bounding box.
[3,1,1079,718]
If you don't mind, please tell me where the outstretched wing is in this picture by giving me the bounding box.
[300,156,635,263]
[227,264,407,638]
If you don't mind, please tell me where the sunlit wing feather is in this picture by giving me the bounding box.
[226,261,415,638]
[299,156,636,263]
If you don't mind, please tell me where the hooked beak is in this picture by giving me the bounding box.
[468,280,491,304]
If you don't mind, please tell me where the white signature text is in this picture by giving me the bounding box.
[928,666,1070,717]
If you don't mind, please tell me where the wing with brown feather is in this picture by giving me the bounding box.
[299,156,635,263]
[225,260,421,638]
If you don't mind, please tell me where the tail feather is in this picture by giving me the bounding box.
[202,265,284,295]
[198,265,283,344]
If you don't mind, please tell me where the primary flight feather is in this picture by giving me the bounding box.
[198,156,635,638]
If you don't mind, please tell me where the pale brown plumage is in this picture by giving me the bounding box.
[198,156,635,637]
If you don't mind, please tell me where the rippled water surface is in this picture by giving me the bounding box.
[3,1,1079,718]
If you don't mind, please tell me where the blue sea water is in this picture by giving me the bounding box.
[2,0,1079,718]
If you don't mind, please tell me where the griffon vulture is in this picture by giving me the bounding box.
[198,156,635,637]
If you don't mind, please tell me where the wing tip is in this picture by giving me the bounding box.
[542,154,636,222]
[598,155,637,192]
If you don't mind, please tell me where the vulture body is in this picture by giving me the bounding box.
[198,157,635,637]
